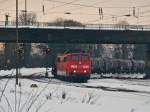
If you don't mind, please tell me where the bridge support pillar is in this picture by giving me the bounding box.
[145,44,150,78]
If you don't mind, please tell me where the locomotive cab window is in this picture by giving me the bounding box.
[57,57,66,62]
[71,55,78,61]
[57,57,61,62]
[64,57,67,62]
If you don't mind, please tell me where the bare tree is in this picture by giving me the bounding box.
[113,20,135,59]
[19,12,37,25]
[117,20,129,26]
[49,18,84,27]
[52,18,64,26]
[18,12,36,67]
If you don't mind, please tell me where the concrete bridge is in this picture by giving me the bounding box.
[0,22,150,77]
[0,23,150,43]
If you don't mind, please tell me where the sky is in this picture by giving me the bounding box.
[0,0,150,25]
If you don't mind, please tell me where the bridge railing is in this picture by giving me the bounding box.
[85,24,150,31]
[0,21,150,31]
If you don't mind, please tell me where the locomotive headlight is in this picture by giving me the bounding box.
[71,65,77,69]
[84,70,87,73]
[73,70,76,73]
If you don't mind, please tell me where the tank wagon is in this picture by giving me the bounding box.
[92,58,145,78]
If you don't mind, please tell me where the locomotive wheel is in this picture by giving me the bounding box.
[82,78,87,83]
[77,77,81,82]
[67,77,72,82]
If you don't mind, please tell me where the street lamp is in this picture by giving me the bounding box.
[16,0,19,85]
[25,0,27,25]
[45,47,52,77]
[64,12,72,15]
[16,0,23,85]
[124,14,132,17]
[5,14,10,26]
[64,12,72,27]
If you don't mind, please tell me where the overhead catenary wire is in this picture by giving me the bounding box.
[0,0,44,18]
[0,0,24,12]
[140,9,150,15]
[46,0,133,9]
[136,18,150,24]
[52,0,113,13]
[0,0,9,4]
[0,0,149,25]
[44,0,140,24]
[137,4,150,8]
[0,0,149,15]
[44,0,82,15]
[85,10,133,24]
[40,0,120,19]
[44,0,150,23]
[50,0,82,9]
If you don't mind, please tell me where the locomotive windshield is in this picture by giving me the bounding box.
[57,56,67,62]
[71,55,78,61]
[81,55,89,61]
[71,54,89,62]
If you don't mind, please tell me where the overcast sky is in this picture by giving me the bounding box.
[0,0,150,25]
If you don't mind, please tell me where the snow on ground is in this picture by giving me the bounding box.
[0,68,52,76]
[0,68,150,112]
[102,73,146,79]
[0,79,150,112]
[87,79,150,93]
[91,73,146,79]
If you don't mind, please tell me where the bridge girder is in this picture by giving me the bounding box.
[0,27,150,44]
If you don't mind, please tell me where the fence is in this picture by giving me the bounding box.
[0,21,150,31]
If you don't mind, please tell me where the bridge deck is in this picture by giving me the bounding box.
[0,22,150,44]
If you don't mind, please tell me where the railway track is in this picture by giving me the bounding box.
[0,71,54,79]
[1,71,150,96]
[27,75,150,96]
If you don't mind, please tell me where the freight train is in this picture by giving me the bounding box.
[92,58,145,78]
[52,51,92,82]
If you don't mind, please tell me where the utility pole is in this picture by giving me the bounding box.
[25,0,27,25]
[137,8,139,25]
[16,0,19,85]
[42,0,45,15]
[45,47,52,77]
[23,0,29,69]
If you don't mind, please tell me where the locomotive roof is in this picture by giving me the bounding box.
[57,52,89,57]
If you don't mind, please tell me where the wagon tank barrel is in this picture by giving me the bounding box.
[145,45,150,78]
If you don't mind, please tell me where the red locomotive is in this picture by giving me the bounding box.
[53,51,91,82]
